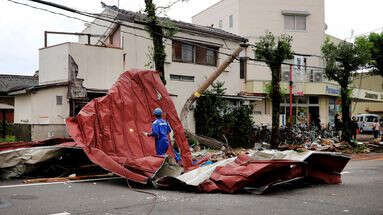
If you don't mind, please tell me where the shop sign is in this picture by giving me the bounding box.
[365,92,378,100]
[325,86,340,95]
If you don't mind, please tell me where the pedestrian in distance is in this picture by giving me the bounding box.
[334,114,342,138]
[143,108,172,156]
[373,118,380,139]
[351,116,358,142]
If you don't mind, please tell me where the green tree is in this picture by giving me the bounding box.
[253,32,294,149]
[194,82,254,148]
[144,0,167,85]
[223,105,254,148]
[321,37,371,143]
[144,0,187,85]
[194,82,228,140]
[363,32,383,77]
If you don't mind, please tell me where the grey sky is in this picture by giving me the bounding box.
[0,0,382,76]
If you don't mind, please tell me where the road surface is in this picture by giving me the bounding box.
[0,155,383,215]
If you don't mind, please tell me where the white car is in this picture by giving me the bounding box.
[356,114,381,133]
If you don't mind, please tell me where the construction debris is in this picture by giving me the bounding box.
[0,70,352,194]
[156,150,350,193]
[23,173,114,184]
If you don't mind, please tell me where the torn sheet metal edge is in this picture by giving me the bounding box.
[0,146,82,168]
[244,176,306,194]
[151,156,183,181]
[175,157,237,186]
[248,150,350,162]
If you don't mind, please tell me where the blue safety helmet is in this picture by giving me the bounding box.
[153,108,163,117]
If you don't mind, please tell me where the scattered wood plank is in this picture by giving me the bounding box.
[23,173,114,184]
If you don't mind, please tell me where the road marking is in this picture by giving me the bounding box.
[49,212,70,215]
[0,177,122,189]
[341,171,351,175]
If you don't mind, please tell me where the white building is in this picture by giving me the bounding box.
[11,3,258,141]
[192,0,383,126]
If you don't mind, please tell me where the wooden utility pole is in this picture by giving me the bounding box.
[180,43,248,132]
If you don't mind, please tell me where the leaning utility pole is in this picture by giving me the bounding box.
[180,43,248,133]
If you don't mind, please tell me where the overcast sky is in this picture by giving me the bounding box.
[1,0,382,76]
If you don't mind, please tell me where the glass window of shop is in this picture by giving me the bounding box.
[280,96,320,126]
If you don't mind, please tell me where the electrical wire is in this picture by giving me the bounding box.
[7,0,357,71]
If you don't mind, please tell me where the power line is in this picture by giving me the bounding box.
[18,0,238,56]
[10,0,333,71]
[6,0,92,23]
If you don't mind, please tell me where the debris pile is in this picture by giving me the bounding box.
[0,70,352,194]
[157,150,350,193]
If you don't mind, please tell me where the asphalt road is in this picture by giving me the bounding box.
[1,158,383,215]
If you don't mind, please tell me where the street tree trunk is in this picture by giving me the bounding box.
[270,65,282,149]
[145,0,167,85]
[340,84,352,143]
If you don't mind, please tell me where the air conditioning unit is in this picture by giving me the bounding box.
[313,72,323,82]
[282,71,290,82]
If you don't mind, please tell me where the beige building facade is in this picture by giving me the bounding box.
[193,0,383,126]
[12,4,254,141]
[351,74,383,116]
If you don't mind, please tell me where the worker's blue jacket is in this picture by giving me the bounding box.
[151,118,171,155]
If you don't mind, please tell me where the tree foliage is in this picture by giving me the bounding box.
[143,0,186,85]
[253,32,293,149]
[144,0,167,85]
[359,32,383,77]
[194,82,254,148]
[321,37,371,143]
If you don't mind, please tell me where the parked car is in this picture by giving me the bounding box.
[356,114,381,133]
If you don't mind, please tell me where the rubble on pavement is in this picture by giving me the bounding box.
[0,70,353,194]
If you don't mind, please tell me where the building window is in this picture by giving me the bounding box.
[170,74,195,82]
[172,41,194,63]
[219,20,223,28]
[182,44,194,63]
[172,40,218,66]
[284,15,306,31]
[56,96,63,105]
[229,15,233,28]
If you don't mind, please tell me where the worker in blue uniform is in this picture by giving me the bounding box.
[143,108,171,156]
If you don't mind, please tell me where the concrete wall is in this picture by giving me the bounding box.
[69,43,123,90]
[351,74,383,116]
[14,94,32,124]
[39,44,69,85]
[14,86,69,125]
[192,0,240,35]
[39,43,123,90]
[14,86,70,141]
[193,0,326,81]
[31,124,69,141]
[352,74,383,92]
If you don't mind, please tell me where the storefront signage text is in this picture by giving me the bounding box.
[365,92,379,100]
[325,86,340,95]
